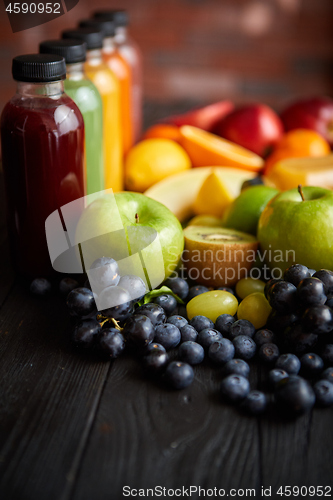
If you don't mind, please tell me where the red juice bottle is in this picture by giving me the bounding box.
[0,54,85,278]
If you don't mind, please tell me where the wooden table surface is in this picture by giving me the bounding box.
[0,104,332,500]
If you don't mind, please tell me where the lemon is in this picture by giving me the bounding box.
[193,170,234,217]
[125,138,191,192]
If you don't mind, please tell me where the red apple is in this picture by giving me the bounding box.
[165,100,234,132]
[280,97,333,147]
[215,104,284,157]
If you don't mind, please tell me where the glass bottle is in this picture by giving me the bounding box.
[79,19,133,155]
[0,54,85,277]
[63,28,123,192]
[40,39,104,195]
[94,10,143,142]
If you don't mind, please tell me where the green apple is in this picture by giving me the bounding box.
[222,185,279,235]
[187,214,222,227]
[257,186,333,274]
[75,192,184,288]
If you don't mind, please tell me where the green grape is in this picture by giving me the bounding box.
[187,290,238,322]
[237,292,271,329]
[235,277,265,300]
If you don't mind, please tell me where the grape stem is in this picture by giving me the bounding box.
[298,184,305,202]
[135,213,139,224]
[96,314,123,331]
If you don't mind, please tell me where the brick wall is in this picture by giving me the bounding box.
[0,0,332,118]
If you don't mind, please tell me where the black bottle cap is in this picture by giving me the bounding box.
[62,28,103,50]
[93,10,129,27]
[39,39,87,64]
[12,54,66,83]
[79,19,116,37]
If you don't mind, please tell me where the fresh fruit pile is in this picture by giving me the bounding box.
[30,261,333,418]
[127,96,333,206]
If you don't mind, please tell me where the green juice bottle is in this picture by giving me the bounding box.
[40,39,104,195]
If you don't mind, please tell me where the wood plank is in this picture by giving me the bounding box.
[71,358,261,500]
[0,285,110,500]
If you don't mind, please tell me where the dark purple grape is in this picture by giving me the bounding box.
[297,277,326,308]
[88,257,120,291]
[135,303,166,326]
[72,318,101,348]
[123,314,155,347]
[59,277,78,297]
[301,305,333,334]
[313,269,333,295]
[284,264,311,287]
[269,281,297,314]
[153,294,177,315]
[99,328,125,358]
[30,278,52,297]
[67,287,96,317]
[143,347,169,374]
[163,277,189,300]
[118,275,146,301]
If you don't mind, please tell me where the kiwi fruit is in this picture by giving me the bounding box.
[183,226,259,287]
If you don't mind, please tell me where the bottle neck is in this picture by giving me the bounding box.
[115,26,128,44]
[103,36,116,53]
[66,62,85,81]
[86,49,103,65]
[16,80,64,97]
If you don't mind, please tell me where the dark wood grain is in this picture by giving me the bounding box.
[72,359,261,500]
[0,286,111,500]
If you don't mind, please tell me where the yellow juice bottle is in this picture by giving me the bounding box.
[62,28,123,192]
[79,19,133,156]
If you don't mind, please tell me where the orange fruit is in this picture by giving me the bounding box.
[277,128,330,155]
[142,124,182,143]
[179,125,264,172]
[264,129,330,175]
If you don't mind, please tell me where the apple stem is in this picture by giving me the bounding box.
[135,213,139,224]
[298,184,305,202]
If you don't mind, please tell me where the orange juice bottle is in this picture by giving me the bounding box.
[79,19,133,156]
[94,10,143,143]
[62,28,123,192]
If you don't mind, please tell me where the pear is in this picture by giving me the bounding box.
[183,226,259,287]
